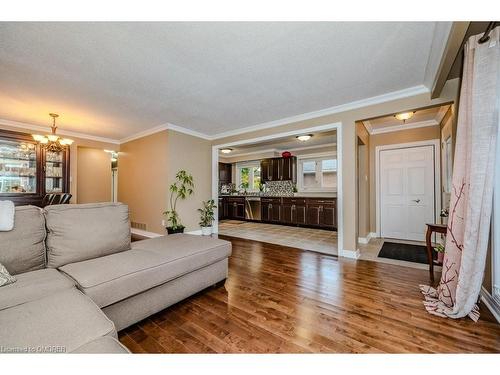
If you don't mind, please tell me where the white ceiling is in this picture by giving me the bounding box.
[219,130,336,156]
[0,22,451,141]
[363,104,450,134]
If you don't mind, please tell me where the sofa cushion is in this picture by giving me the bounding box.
[0,289,116,353]
[72,336,130,354]
[59,234,231,308]
[0,205,46,275]
[0,268,75,310]
[45,202,131,268]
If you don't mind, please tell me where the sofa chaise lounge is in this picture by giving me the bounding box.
[0,203,231,353]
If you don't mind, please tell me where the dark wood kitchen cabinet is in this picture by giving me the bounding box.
[306,199,336,230]
[260,158,273,182]
[226,197,245,220]
[261,197,281,223]
[282,197,306,225]
[260,156,297,183]
[218,163,232,184]
[281,157,297,183]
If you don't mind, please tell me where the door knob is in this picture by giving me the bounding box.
[412,199,421,203]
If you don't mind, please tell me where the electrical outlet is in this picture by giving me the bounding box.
[161,219,166,227]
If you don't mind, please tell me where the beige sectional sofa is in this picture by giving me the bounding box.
[0,203,231,353]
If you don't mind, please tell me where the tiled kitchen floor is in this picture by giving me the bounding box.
[218,220,337,255]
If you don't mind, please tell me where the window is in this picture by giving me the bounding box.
[236,162,261,192]
[298,154,337,192]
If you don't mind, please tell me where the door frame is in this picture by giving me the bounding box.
[375,139,441,239]
[211,122,343,257]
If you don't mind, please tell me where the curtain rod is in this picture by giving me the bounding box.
[478,21,499,44]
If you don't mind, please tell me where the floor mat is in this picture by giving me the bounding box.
[377,241,433,264]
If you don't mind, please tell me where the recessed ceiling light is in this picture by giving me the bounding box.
[296,134,313,142]
[394,111,415,122]
[220,148,233,154]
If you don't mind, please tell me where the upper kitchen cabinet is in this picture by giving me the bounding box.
[281,156,297,182]
[260,156,296,183]
[0,129,70,206]
[218,162,232,184]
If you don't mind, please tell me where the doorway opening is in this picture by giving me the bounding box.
[355,103,454,269]
[212,123,342,256]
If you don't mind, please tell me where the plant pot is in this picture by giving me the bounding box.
[166,226,185,235]
[201,226,212,236]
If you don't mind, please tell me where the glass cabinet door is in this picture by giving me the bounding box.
[0,139,37,194]
[45,151,64,193]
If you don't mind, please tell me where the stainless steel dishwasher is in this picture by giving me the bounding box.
[245,196,261,221]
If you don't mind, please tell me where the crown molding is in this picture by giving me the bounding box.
[369,119,439,135]
[209,84,429,140]
[119,122,212,144]
[362,120,373,134]
[0,118,120,144]
[165,123,213,140]
[118,124,169,144]
[221,148,279,158]
[436,105,450,124]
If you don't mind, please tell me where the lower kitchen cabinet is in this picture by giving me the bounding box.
[261,197,281,223]
[282,198,307,225]
[220,196,336,230]
[306,199,336,229]
[221,197,245,220]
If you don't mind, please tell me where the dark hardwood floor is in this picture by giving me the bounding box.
[119,235,500,353]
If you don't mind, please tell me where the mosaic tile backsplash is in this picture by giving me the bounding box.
[263,180,294,197]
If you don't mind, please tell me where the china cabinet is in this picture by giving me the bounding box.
[0,129,70,206]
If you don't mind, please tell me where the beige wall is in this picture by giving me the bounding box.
[0,122,119,203]
[356,121,370,239]
[118,131,169,234]
[76,147,112,203]
[167,130,212,232]
[117,129,212,234]
[213,79,459,252]
[368,125,441,233]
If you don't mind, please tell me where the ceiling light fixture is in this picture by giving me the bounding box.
[220,148,233,154]
[394,111,416,123]
[296,134,313,142]
[32,113,74,152]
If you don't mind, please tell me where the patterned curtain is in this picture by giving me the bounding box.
[420,26,500,321]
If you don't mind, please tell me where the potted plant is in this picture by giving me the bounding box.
[434,243,445,264]
[163,170,194,234]
[198,199,217,236]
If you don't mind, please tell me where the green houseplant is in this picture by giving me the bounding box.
[163,170,194,234]
[198,199,217,236]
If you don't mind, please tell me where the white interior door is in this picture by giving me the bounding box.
[380,145,435,241]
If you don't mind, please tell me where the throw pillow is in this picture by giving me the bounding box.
[0,262,16,287]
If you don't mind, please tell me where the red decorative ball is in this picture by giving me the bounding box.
[282,151,292,158]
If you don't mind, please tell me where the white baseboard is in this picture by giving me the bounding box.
[131,228,163,239]
[358,232,376,244]
[186,229,202,235]
[481,287,500,323]
[340,248,360,259]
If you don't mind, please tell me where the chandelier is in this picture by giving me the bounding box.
[32,113,74,152]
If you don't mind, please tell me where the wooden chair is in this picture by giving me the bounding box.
[59,193,72,204]
[41,193,55,207]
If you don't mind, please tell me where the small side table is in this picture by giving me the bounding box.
[425,223,447,282]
